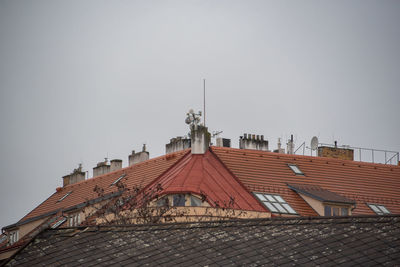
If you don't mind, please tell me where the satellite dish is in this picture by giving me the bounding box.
[185,117,191,124]
[310,136,318,150]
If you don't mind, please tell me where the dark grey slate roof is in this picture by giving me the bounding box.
[5,215,400,266]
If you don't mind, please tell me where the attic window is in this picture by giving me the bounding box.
[9,230,19,245]
[57,191,72,202]
[111,174,126,186]
[68,213,80,227]
[254,193,297,214]
[51,218,67,229]
[173,194,186,207]
[368,203,391,215]
[288,164,303,175]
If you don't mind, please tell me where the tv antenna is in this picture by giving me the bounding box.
[185,109,202,127]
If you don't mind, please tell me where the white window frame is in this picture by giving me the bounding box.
[9,230,19,245]
[254,193,297,214]
[367,203,391,215]
[288,164,304,175]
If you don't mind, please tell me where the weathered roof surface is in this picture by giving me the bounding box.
[6,215,400,266]
[143,150,267,211]
[17,149,189,225]
[212,146,400,216]
[287,183,355,204]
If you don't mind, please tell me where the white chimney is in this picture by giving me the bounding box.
[239,133,269,151]
[191,125,210,154]
[129,144,149,166]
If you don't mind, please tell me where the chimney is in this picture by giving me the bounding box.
[93,159,110,177]
[129,144,149,166]
[63,164,85,187]
[273,138,285,154]
[239,133,269,151]
[166,136,191,154]
[287,135,294,154]
[110,159,122,172]
[191,125,210,154]
[216,137,231,148]
[318,142,354,161]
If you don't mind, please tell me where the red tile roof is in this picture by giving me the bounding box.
[143,150,267,212]
[211,146,400,216]
[17,150,189,224]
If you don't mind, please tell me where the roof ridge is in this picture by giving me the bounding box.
[60,149,191,190]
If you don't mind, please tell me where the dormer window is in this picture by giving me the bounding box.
[68,213,80,227]
[368,203,390,215]
[324,205,349,216]
[288,164,304,175]
[9,230,19,245]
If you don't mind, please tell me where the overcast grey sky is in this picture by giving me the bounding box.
[1,0,399,229]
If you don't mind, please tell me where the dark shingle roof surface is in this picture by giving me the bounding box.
[287,183,355,204]
[6,215,400,266]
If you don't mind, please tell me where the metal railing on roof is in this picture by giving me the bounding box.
[293,142,399,165]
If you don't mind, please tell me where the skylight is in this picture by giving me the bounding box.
[51,218,67,229]
[288,164,304,175]
[368,203,391,215]
[57,191,72,202]
[111,174,126,186]
[254,193,297,214]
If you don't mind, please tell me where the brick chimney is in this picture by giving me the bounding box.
[129,144,149,166]
[93,159,110,177]
[63,164,85,187]
[166,137,191,154]
[239,133,269,151]
[110,159,122,172]
[318,141,354,160]
[191,125,210,154]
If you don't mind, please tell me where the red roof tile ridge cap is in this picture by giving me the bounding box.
[61,149,191,190]
[211,146,400,169]
[209,148,269,212]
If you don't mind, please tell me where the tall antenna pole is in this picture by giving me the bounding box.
[203,78,206,126]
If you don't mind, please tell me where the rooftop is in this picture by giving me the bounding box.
[5,215,400,266]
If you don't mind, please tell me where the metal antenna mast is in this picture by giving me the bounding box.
[203,78,206,126]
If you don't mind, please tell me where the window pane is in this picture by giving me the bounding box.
[369,204,381,214]
[341,207,348,216]
[378,205,390,214]
[157,198,168,207]
[282,203,296,214]
[333,207,339,216]
[324,206,331,216]
[255,193,267,201]
[265,195,276,202]
[273,203,288,213]
[173,194,185,207]
[190,196,202,207]
[264,202,278,212]
[274,195,285,203]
